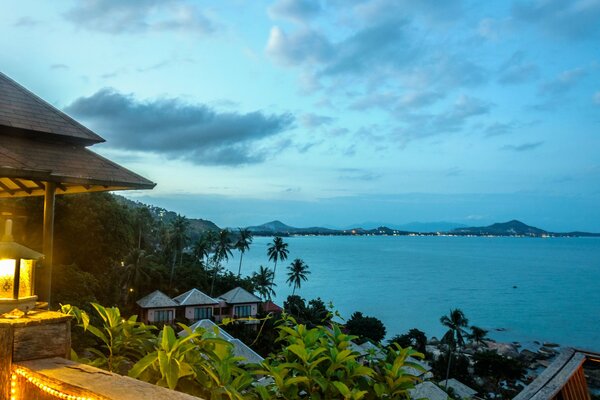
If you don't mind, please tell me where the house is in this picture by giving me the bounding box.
[215,286,262,324]
[410,382,449,400]
[180,319,264,364]
[136,290,178,324]
[173,288,219,322]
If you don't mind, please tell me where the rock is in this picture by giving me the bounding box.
[484,341,519,358]
[534,341,540,345]
[519,349,538,363]
[428,337,440,345]
[542,342,560,348]
[512,342,521,347]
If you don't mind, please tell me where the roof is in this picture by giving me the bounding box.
[181,319,264,365]
[0,72,104,144]
[410,382,448,400]
[218,287,262,304]
[439,379,477,399]
[262,301,283,313]
[173,288,219,306]
[0,134,155,197]
[136,290,178,309]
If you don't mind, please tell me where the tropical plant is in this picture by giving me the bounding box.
[285,258,310,295]
[468,325,489,346]
[440,308,469,387]
[168,215,190,287]
[388,328,428,354]
[234,228,253,277]
[266,236,289,282]
[211,229,233,295]
[121,248,152,305]
[62,303,156,374]
[252,265,276,301]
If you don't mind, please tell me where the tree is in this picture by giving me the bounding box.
[234,228,252,277]
[210,229,233,296]
[469,326,489,346]
[345,311,387,344]
[267,236,289,282]
[168,215,190,288]
[121,249,152,305]
[286,258,310,295]
[474,350,525,393]
[388,328,427,354]
[252,265,276,301]
[440,308,470,388]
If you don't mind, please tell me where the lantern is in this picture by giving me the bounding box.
[0,219,43,314]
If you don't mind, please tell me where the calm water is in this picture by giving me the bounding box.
[225,236,600,350]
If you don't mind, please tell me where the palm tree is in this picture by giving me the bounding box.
[210,229,233,295]
[440,308,469,387]
[121,249,152,305]
[468,326,489,347]
[286,258,310,295]
[235,228,253,277]
[168,215,189,288]
[267,236,289,282]
[252,265,276,301]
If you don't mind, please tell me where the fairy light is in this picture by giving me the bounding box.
[11,368,97,400]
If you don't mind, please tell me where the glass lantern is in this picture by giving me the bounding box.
[0,219,43,314]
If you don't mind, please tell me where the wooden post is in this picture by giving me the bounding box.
[39,182,56,305]
[0,326,13,400]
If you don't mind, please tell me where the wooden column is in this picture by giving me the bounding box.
[39,182,56,305]
[0,326,13,400]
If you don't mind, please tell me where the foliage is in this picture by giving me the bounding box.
[234,228,253,277]
[473,350,526,390]
[440,308,469,349]
[283,295,331,327]
[252,266,276,301]
[431,352,473,385]
[388,328,427,354]
[468,325,489,346]
[346,311,387,344]
[63,303,424,400]
[62,303,156,374]
[285,258,310,295]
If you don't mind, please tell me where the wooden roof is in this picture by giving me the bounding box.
[0,72,155,197]
[0,72,103,144]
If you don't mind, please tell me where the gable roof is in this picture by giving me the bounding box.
[136,290,178,308]
[0,72,104,144]
[218,287,261,304]
[438,379,477,399]
[173,288,219,306]
[410,382,448,400]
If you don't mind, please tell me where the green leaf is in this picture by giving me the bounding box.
[129,352,157,378]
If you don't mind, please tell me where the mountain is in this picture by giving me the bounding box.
[451,220,548,236]
[246,220,338,235]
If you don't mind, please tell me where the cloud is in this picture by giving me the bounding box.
[268,0,322,23]
[498,51,539,85]
[477,17,512,41]
[594,91,600,105]
[14,16,40,27]
[539,67,587,96]
[63,0,216,35]
[512,0,600,40]
[300,113,335,128]
[266,26,333,66]
[501,141,544,151]
[337,168,381,181]
[50,64,69,70]
[64,88,294,165]
[484,122,514,137]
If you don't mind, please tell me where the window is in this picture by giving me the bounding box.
[234,305,252,317]
[154,309,173,323]
[194,307,212,320]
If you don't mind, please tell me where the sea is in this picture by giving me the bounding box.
[225,236,600,350]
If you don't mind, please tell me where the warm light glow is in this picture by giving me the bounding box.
[0,259,16,298]
[18,259,33,298]
[12,368,97,400]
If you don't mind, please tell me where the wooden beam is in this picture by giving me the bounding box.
[9,178,32,194]
[0,180,16,195]
[33,180,46,190]
[56,182,68,192]
[38,182,56,305]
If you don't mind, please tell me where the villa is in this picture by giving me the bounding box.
[173,288,219,322]
[136,290,178,324]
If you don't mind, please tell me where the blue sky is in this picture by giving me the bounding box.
[1,0,599,231]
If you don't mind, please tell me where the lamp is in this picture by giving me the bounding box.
[0,219,43,314]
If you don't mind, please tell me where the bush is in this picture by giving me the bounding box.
[346,311,387,344]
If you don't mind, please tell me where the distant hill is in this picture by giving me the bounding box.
[347,221,467,232]
[113,195,220,241]
[451,220,548,236]
[246,220,338,235]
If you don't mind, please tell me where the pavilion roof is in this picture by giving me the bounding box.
[0,72,103,144]
[0,72,155,197]
[173,288,219,306]
[218,287,262,305]
[137,290,178,309]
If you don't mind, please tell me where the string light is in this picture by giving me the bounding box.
[11,368,97,400]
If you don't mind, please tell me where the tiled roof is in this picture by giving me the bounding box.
[0,72,104,144]
[136,290,178,308]
[173,288,219,306]
[218,287,261,305]
[438,379,477,399]
[181,319,264,365]
[0,134,155,194]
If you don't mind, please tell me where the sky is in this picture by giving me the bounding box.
[1,0,599,231]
